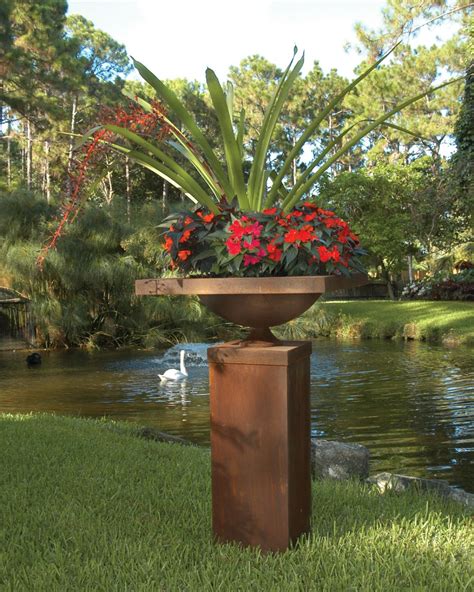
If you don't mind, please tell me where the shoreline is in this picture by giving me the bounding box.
[2,299,473,351]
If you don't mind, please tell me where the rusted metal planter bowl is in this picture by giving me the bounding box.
[199,293,319,342]
[136,274,368,344]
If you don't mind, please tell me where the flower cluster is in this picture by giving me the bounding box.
[163,201,364,277]
[37,100,170,267]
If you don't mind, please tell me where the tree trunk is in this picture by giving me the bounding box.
[26,118,32,190]
[44,140,51,203]
[125,156,131,223]
[407,254,414,283]
[104,155,114,204]
[6,119,11,188]
[380,261,396,300]
[67,96,78,196]
[21,142,25,182]
[68,96,78,171]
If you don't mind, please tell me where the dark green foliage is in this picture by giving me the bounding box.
[449,62,474,222]
[0,0,69,121]
[0,191,224,348]
[318,158,468,277]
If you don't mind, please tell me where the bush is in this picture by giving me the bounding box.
[401,269,474,301]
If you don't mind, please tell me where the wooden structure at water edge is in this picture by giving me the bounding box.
[0,287,34,350]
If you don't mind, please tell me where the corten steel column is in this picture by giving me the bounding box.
[208,341,312,552]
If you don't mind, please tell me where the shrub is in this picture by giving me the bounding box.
[401,269,474,301]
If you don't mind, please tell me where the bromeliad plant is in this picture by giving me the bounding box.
[45,44,459,275]
[100,44,456,215]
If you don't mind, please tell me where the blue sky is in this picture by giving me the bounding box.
[68,0,390,80]
[68,0,458,82]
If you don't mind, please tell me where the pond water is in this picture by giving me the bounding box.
[0,340,473,492]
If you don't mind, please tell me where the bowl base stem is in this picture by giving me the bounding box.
[232,327,280,348]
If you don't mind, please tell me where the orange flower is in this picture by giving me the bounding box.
[177,249,191,261]
[179,230,192,243]
[164,236,173,252]
[197,212,215,223]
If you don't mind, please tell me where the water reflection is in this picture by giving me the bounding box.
[0,340,472,491]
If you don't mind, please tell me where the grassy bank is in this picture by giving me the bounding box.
[1,414,472,591]
[277,300,474,346]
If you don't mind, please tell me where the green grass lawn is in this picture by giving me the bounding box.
[277,300,474,345]
[1,414,472,591]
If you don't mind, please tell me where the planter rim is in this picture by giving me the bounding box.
[135,273,368,296]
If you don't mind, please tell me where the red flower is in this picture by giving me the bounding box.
[243,254,261,266]
[318,245,332,262]
[349,231,359,244]
[230,218,263,239]
[184,216,193,225]
[243,238,261,250]
[267,243,282,262]
[263,207,278,215]
[247,221,263,237]
[321,216,342,228]
[299,225,316,242]
[284,229,300,243]
[318,208,336,217]
[330,246,341,262]
[229,219,245,238]
[304,212,317,222]
[337,224,349,243]
[284,226,315,244]
[177,249,191,261]
[226,237,241,256]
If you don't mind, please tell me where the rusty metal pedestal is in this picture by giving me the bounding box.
[208,340,312,552]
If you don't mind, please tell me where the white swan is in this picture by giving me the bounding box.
[159,349,188,382]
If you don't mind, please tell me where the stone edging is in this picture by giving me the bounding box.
[136,428,473,508]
